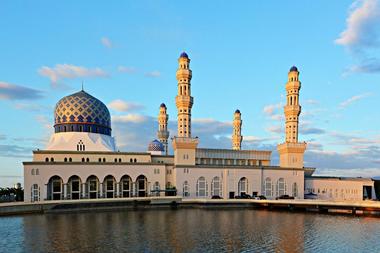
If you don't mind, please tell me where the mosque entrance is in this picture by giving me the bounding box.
[363,186,372,200]
[136,175,147,197]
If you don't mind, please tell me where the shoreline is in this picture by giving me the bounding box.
[1,197,380,217]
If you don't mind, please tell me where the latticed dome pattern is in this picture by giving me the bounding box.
[148,139,165,152]
[54,90,112,136]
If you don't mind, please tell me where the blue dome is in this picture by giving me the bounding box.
[180,52,188,58]
[148,139,164,152]
[160,103,166,108]
[235,109,240,114]
[54,90,112,136]
[290,66,298,72]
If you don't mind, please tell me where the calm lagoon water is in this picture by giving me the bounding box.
[1,209,380,253]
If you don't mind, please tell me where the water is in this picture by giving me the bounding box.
[1,209,380,253]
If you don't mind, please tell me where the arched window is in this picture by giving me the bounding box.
[183,181,190,197]
[31,169,35,175]
[48,176,62,200]
[103,158,106,162]
[120,175,132,197]
[265,177,272,197]
[31,184,39,202]
[134,158,137,163]
[104,175,116,198]
[114,158,117,162]
[69,158,72,162]
[35,169,39,175]
[292,182,298,198]
[86,175,99,199]
[82,158,85,162]
[130,158,133,163]
[196,177,208,197]
[153,182,160,196]
[98,158,102,162]
[45,157,49,162]
[211,177,222,197]
[50,157,54,162]
[290,96,293,105]
[119,158,122,163]
[238,177,248,196]
[86,158,89,162]
[68,175,81,200]
[64,157,68,162]
[277,178,286,197]
[136,175,147,197]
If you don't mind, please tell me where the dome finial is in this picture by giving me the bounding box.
[81,81,84,91]
[180,51,188,58]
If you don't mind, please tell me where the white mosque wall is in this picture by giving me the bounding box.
[24,163,166,202]
[46,132,117,152]
[176,166,304,199]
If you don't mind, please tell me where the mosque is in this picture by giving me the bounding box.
[23,52,375,202]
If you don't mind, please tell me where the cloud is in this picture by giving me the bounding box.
[145,70,161,78]
[0,144,33,158]
[345,58,380,73]
[339,92,371,108]
[263,103,284,121]
[118,66,137,74]
[38,64,108,88]
[113,114,148,123]
[101,37,113,48]
[335,0,380,51]
[35,115,51,130]
[0,82,44,100]
[305,99,319,105]
[265,125,283,134]
[108,99,145,112]
[300,127,326,135]
[14,103,52,112]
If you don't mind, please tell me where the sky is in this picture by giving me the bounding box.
[0,0,380,187]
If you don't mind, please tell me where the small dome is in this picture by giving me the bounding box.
[235,109,241,114]
[160,103,166,108]
[290,66,298,72]
[148,139,164,152]
[180,52,189,58]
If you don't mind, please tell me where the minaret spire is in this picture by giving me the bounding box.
[175,52,193,137]
[277,66,307,168]
[232,109,242,150]
[157,103,169,155]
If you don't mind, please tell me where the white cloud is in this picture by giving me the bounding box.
[38,64,108,88]
[335,0,380,50]
[108,99,145,112]
[263,103,283,121]
[118,66,137,74]
[339,92,371,108]
[145,70,161,78]
[101,37,113,48]
[113,114,148,123]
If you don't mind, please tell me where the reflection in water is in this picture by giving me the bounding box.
[1,209,380,252]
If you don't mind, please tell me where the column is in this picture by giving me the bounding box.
[82,183,86,199]
[63,184,67,200]
[99,183,103,198]
[116,183,120,198]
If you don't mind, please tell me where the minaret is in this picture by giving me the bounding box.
[172,52,198,166]
[175,52,193,137]
[157,103,169,155]
[277,66,307,168]
[232,109,242,150]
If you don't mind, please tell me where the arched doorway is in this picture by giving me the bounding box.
[238,177,248,197]
[104,175,116,198]
[68,175,81,200]
[86,175,99,199]
[47,176,63,200]
[120,175,132,198]
[136,175,147,197]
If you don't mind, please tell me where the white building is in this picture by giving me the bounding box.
[23,52,375,202]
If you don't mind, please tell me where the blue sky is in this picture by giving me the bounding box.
[1,0,380,187]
